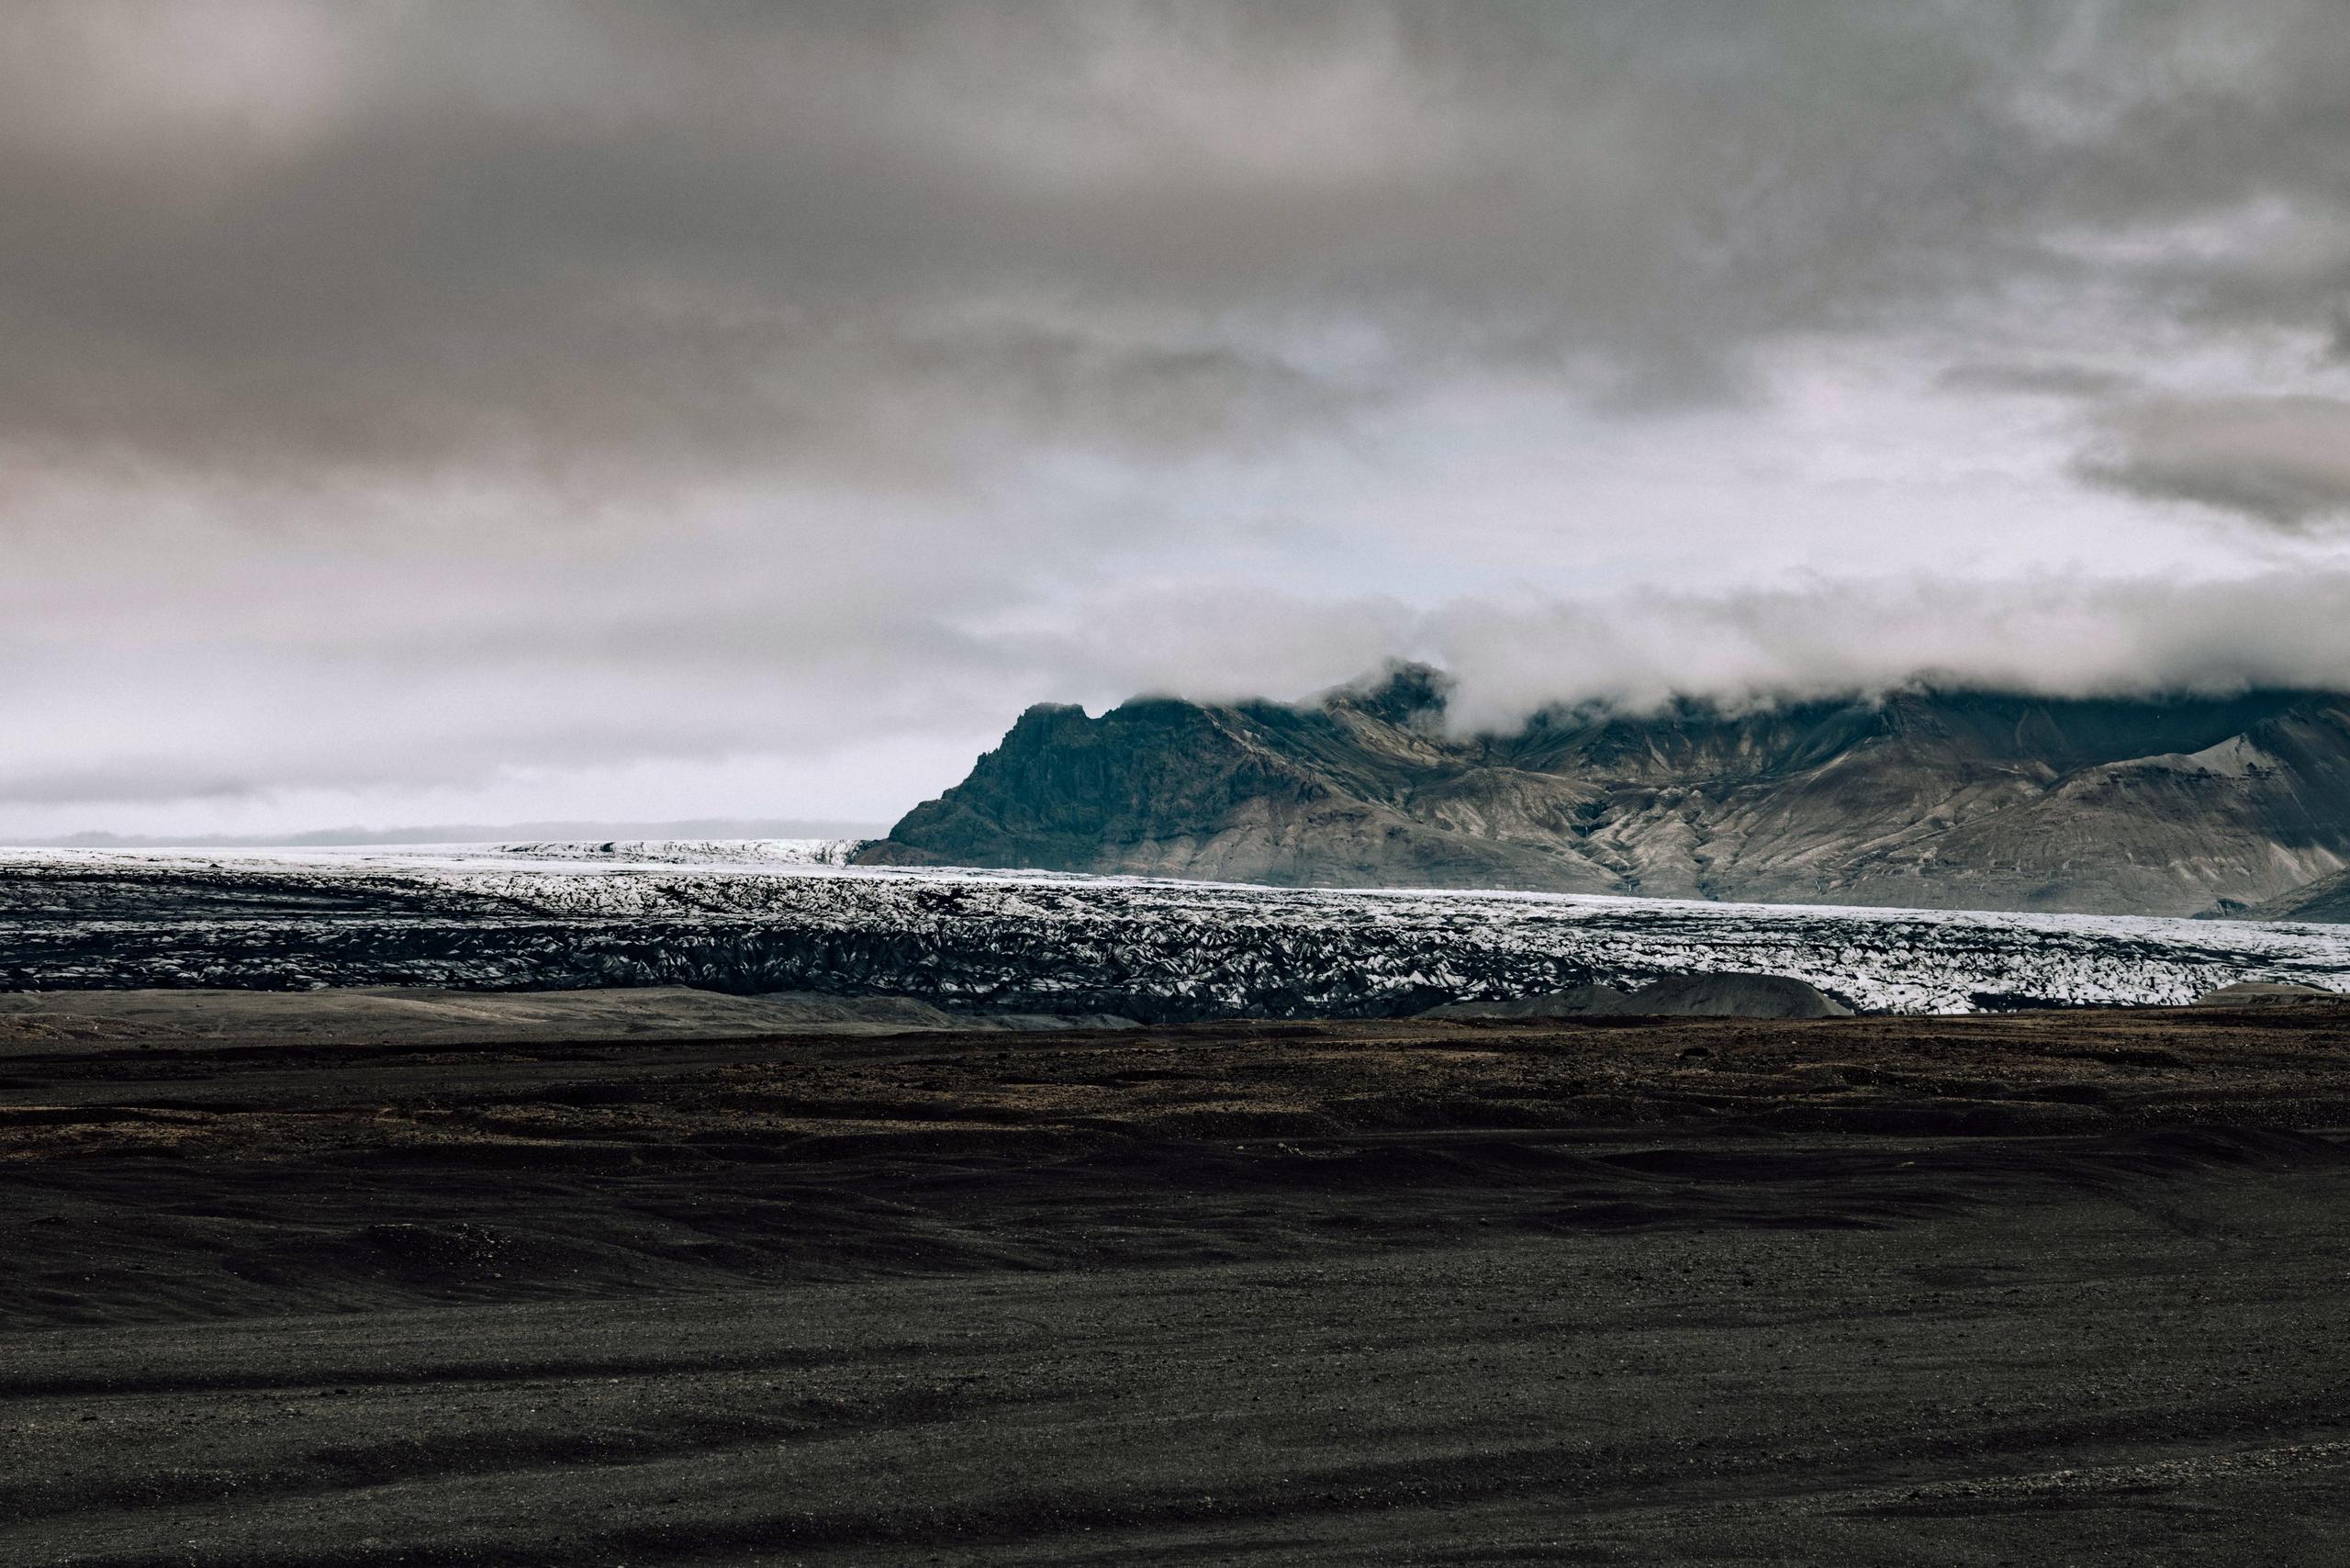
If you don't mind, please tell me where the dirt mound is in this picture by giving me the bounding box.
[755,991,1136,1031]
[2195,980,2344,1006]
[1428,972,1852,1020]
[1631,972,1854,1018]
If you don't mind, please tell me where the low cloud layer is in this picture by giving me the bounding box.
[6,2,2350,834]
[1420,574,2350,734]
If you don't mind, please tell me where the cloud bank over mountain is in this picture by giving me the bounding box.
[6,2,2350,834]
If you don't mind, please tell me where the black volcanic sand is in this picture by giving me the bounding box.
[6,996,2350,1564]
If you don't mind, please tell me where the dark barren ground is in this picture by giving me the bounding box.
[6,995,2350,1565]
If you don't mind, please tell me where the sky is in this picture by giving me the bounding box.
[8,1,2350,839]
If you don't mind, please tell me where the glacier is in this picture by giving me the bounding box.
[2,839,2346,1018]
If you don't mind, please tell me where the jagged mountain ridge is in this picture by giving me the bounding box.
[858,669,2350,916]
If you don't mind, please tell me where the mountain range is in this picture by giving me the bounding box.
[856,666,2350,919]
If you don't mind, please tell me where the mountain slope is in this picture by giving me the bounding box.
[2242,868,2350,924]
[861,690,1617,892]
[858,670,2350,916]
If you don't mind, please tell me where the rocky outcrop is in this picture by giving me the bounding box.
[861,668,2350,916]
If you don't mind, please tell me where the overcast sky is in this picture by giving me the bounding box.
[8,1,2350,838]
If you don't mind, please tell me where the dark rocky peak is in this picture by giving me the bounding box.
[1505,694,1889,781]
[1862,688,2320,774]
[1000,701,1092,743]
[1494,686,2325,785]
[1320,662,1455,730]
[2228,694,2350,767]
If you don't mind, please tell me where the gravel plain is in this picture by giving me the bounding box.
[6,993,2350,1563]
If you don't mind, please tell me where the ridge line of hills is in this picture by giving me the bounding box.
[857,666,2350,921]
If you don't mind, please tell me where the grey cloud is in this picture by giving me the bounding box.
[12,3,2350,834]
[2078,395,2350,530]
[1936,362,2139,399]
[0,766,261,807]
[943,569,2350,740]
[5,0,2346,483]
[1419,572,2350,734]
